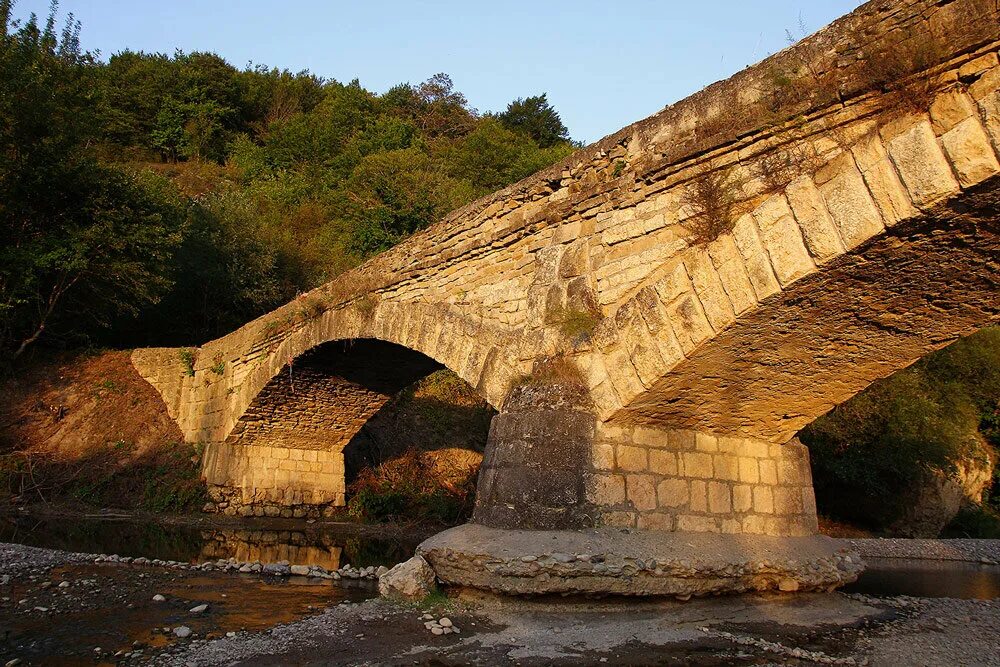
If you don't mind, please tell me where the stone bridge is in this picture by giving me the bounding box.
[134,0,1000,594]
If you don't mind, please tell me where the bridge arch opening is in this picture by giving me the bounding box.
[202,338,495,519]
[797,326,1000,539]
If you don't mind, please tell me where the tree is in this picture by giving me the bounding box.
[499,93,570,147]
[0,2,182,360]
[444,118,575,196]
[384,74,476,139]
[336,148,473,257]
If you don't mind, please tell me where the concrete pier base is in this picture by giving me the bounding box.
[418,524,863,597]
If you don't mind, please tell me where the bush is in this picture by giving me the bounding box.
[681,168,745,245]
[0,441,206,513]
[346,448,476,524]
[942,504,1000,539]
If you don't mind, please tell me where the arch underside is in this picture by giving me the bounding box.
[203,339,446,516]
[228,340,442,451]
[614,183,1000,443]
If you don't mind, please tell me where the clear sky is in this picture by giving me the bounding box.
[12,0,863,144]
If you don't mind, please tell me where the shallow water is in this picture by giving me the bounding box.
[0,514,421,665]
[843,557,1000,599]
[0,562,375,666]
[0,514,420,568]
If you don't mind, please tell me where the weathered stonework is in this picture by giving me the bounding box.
[419,524,862,597]
[130,0,1000,570]
[200,340,440,517]
[585,427,817,536]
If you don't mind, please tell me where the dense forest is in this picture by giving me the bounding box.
[0,3,577,361]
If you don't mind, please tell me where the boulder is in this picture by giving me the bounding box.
[890,443,995,537]
[378,555,437,600]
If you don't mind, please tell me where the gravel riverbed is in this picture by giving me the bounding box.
[0,541,998,665]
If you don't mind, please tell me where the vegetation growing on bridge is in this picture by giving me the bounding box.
[0,2,577,363]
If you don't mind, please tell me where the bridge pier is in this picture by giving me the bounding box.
[419,375,861,596]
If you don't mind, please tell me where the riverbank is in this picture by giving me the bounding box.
[0,540,999,665]
[849,538,1000,564]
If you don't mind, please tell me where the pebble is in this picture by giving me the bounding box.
[439,617,453,628]
[5,659,22,667]
[431,627,444,636]
[57,581,69,588]
[189,603,208,613]
[173,626,192,638]
[152,594,166,602]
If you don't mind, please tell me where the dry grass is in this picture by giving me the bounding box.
[355,294,378,319]
[860,36,944,117]
[753,143,825,193]
[514,356,587,390]
[681,167,745,245]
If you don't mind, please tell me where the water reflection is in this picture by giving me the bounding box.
[844,557,1000,599]
[199,529,344,569]
[0,515,421,569]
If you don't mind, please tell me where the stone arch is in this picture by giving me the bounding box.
[132,298,521,518]
[605,196,1000,444]
[202,338,467,517]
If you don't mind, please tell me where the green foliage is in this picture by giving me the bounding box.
[942,504,1000,539]
[801,327,1000,531]
[0,3,577,354]
[418,588,453,610]
[554,307,601,344]
[0,4,183,360]
[179,348,195,376]
[498,93,569,148]
[444,118,574,197]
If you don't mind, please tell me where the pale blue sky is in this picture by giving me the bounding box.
[13,0,863,143]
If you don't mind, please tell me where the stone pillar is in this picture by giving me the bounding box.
[423,422,860,597]
[472,379,597,530]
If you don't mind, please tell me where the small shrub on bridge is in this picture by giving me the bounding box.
[179,349,196,377]
[859,35,943,117]
[681,168,744,246]
[554,308,601,345]
[753,143,824,193]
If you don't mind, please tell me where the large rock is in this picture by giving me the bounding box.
[890,444,995,537]
[378,555,437,600]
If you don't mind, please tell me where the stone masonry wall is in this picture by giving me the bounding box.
[586,427,817,536]
[227,366,390,452]
[202,441,345,518]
